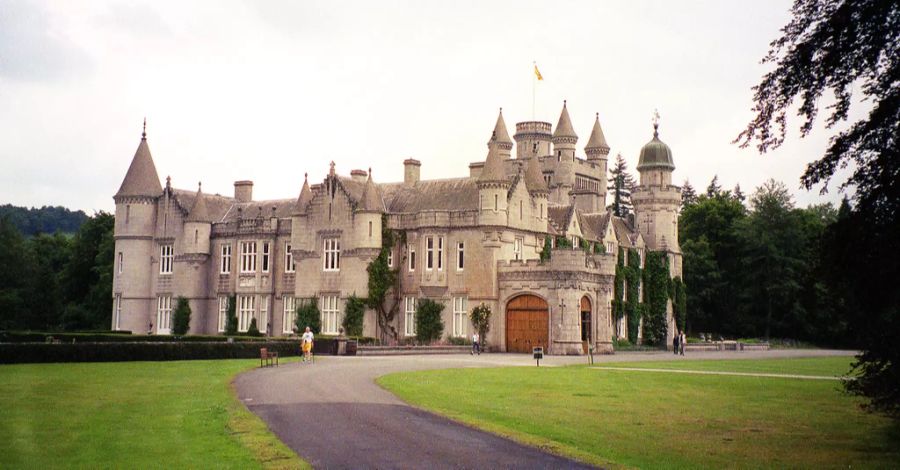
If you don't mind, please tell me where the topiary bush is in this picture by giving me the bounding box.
[246,318,261,337]
[470,303,492,349]
[342,295,365,337]
[295,298,321,334]
[172,297,191,335]
[224,295,238,335]
[415,299,444,344]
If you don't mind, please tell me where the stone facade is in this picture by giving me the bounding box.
[111,104,682,354]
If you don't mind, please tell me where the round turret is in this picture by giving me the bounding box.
[636,124,674,171]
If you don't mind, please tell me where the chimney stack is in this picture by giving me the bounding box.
[350,169,368,183]
[234,180,253,202]
[403,159,421,185]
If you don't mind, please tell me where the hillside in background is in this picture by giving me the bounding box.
[0,204,89,236]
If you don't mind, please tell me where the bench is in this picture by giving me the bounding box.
[260,347,278,367]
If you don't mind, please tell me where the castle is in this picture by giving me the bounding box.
[111,102,682,354]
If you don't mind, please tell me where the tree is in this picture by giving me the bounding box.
[706,175,722,198]
[295,298,321,335]
[224,295,238,335]
[681,180,698,208]
[367,216,401,342]
[172,297,191,335]
[342,295,365,337]
[732,184,746,203]
[61,212,115,330]
[736,0,899,416]
[0,216,32,330]
[415,299,445,343]
[469,304,492,349]
[25,233,70,330]
[607,153,635,217]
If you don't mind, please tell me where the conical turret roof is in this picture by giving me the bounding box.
[360,169,384,212]
[524,156,548,193]
[552,101,577,139]
[293,174,312,215]
[478,142,508,184]
[185,184,211,222]
[585,113,609,152]
[492,109,513,145]
[115,125,162,198]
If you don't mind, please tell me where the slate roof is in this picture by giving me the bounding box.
[185,186,211,222]
[360,172,386,212]
[381,177,479,212]
[524,156,548,193]
[116,137,163,198]
[492,110,513,145]
[478,142,507,183]
[552,102,577,139]
[577,212,610,241]
[585,113,610,151]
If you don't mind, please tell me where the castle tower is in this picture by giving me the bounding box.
[356,168,384,249]
[513,121,552,160]
[491,109,513,160]
[112,120,162,333]
[175,183,212,333]
[477,139,511,226]
[552,101,578,202]
[584,113,611,213]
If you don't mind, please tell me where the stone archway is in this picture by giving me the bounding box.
[506,295,549,353]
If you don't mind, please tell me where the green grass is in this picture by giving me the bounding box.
[595,356,856,377]
[379,357,899,469]
[0,359,308,469]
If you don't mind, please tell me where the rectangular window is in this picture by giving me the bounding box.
[259,295,269,334]
[408,245,416,271]
[156,295,172,334]
[284,243,295,273]
[117,252,123,274]
[457,242,464,271]
[282,296,296,334]
[425,236,434,271]
[638,248,645,268]
[159,245,173,274]
[220,244,232,274]
[238,295,255,332]
[571,236,578,247]
[368,221,373,237]
[261,242,270,273]
[514,237,523,261]
[114,294,121,330]
[607,241,615,254]
[218,296,228,332]
[323,238,341,271]
[437,237,443,271]
[240,241,257,273]
[404,297,417,336]
[387,249,393,268]
[452,296,468,337]
[321,295,339,334]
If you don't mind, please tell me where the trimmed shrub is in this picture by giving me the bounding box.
[247,318,261,337]
[343,295,365,337]
[0,341,302,364]
[225,295,238,335]
[415,299,444,343]
[470,303,492,348]
[0,331,285,343]
[172,297,191,335]
[295,298,321,334]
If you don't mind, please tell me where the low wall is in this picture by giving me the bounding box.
[685,341,770,352]
[358,345,472,356]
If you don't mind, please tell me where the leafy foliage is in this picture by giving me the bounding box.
[0,204,88,236]
[539,237,552,262]
[246,318,261,337]
[172,297,191,335]
[295,298,321,335]
[224,295,238,335]
[366,214,401,342]
[469,303,492,346]
[642,251,670,345]
[342,295,365,337]
[414,299,445,343]
[607,153,636,217]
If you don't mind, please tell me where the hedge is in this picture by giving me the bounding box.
[0,331,293,344]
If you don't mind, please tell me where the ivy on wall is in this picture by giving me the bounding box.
[671,276,687,332]
[366,214,403,342]
[642,251,670,345]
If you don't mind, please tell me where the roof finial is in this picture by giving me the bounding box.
[304,172,308,181]
[596,112,599,119]
[142,117,147,140]
[329,161,335,176]
[652,108,660,137]
[563,99,567,107]
[368,167,372,176]
[198,181,202,191]
[499,107,503,114]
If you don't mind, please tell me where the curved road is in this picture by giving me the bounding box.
[234,349,854,469]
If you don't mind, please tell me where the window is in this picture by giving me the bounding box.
[638,248,645,268]
[238,295,255,332]
[217,296,228,332]
[125,205,130,224]
[114,294,121,330]
[457,242,464,271]
[638,278,644,303]
[159,245,173,274]
[622,282,628,302]
[368,221,373,237]
[157,295,172,334]
[284,243,295,273]
[494,194,498,211]
[117,252,123,274]
[571,236,578,247]
[514,237,523,261]
[221,244,232,274]
[323,238,340,271]
[240,241,257,273]
[282,296,296,334]
[408,245,416,271]
[404,297,417,336]
[259,296,269,334]
[425,237,434,271]
[261,242,270,273]
[321,295,339,334]
[437,237,444,271]
[387,249,393,268]
[540,203,544,219]
[607,241,615,254]
[452,297,468,337]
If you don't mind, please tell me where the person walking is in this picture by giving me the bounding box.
[673,331,680,355]
[680,331,686,356]
[471,332,480,355]
[301,326,314,362]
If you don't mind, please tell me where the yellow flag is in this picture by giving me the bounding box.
[534,64,543,81]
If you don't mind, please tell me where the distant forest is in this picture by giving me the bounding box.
[0,204,89,236]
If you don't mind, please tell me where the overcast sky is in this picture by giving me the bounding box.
[0,0,856,213]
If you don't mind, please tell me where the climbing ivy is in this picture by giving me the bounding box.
[366,214,402,342]
[671,276,687,332]
[539,237,552,262]
[642,251,671,346]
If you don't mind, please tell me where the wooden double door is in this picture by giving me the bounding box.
[506,295,549,353]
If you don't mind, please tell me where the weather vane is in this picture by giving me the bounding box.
[652,109,660,127]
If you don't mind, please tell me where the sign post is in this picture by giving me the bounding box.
[533,347,543,367]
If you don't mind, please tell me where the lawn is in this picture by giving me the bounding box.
[595,356,856,377]
[0,359,307,469]
[379,357,899,469]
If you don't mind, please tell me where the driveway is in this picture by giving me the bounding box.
[233,349,854,469]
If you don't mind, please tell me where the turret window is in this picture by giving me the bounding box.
[240,242,257,273]
[284,243,295,273]
[117,252,123,274]
[125,205,130,225]
[323,238,340,271]
[114,294,121,330]
[221,244,232,274]
[368,221,373,237]
[387,249,394,268]
[457,242,464,270]
[494,195,499,212]
[159,245,173,274]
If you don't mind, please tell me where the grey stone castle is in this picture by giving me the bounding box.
[112,102,681,354]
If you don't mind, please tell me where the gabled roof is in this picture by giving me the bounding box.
[585,113,609,152]
[185,185,211,222]
[612,217,636,247]
[492,109,513,145]
[170,189,235,223]
[577,212,610,241]
[115,136,162,198]
[547,204,574,233]
[552,101,577,139]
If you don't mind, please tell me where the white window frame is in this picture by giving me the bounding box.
[437,237,444,271]
[607,241,615,255]
[284,242,295,273]
[425,236,434,271]
[282,296,296,334]
[159,244,173,274]
[261,242,271,273]
[114,294,121,330]
[218,296,228,332]
[156,295,172,334]
[514,237,523,261]
[259,295,269,334]
[323,238,341,272]
[571,236,578,247]
[240,241,257,273]
[638,248,645,268]
[117,252,123,275]
[387,249,393,268]
[321,295,340,334]
[238,295,255,332]
[452,296,468,338]
[220,244,232,274]
[408,245,416,272]
[404,297,417,336]
[456,242,464,271]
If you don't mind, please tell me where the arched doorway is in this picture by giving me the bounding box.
[580,296,592,354]
[506,295,549,353]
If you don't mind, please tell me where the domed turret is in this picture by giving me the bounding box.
[636,122,674,172]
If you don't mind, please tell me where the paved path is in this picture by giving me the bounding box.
[233,349,854,469]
